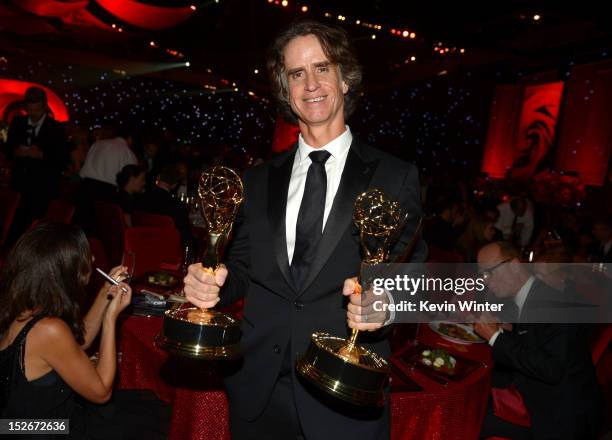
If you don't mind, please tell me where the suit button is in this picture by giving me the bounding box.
[273,344,281,354]
[294,300,304,310]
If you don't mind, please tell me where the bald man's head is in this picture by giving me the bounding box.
[478,241,529,298]
[478,241,521,263]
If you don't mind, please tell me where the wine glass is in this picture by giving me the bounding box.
[181,243,196,275]
[120,251,136,284]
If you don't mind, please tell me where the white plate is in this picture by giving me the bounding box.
[429,321,485,345]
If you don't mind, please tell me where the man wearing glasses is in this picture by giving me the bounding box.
[475,242,601,439]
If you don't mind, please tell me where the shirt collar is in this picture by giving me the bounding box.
[27,114,46,128]
[514,275,535,316]
[297,126,352,164]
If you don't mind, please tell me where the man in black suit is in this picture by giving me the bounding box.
[6,87,67,232]
[183,20,426,440]
[475,242,601,439]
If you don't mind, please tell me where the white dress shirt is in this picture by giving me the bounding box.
[494,201,534,248]
[79,137,138,186]
[286,127,352,264]
[489,275,535,346]
[27,114,46,138]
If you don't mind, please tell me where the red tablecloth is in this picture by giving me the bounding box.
[390,324,491,440]
[118,316,491,440]
[118,316,231,440]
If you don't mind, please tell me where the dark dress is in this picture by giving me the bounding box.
[0,316,170,439]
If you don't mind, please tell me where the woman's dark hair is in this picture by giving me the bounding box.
[0,223,91,344]
[267,20,362,124]
[116,164,145,190]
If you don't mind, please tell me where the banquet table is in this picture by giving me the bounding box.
[118,315,491,440]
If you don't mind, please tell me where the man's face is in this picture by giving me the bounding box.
[132,172,146,193]
[144,143,159,157]
[177,163,188,182]
[283,34,348,129]
[25,102,46,123]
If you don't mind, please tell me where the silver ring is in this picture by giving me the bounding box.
[364,314,368,323]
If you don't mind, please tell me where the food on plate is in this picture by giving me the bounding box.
[147,272,178,287]
[420,349,457,372]
[437,322,481,343]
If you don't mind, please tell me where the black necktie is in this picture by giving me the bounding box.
[26,125,35,146]
[507,301,520,328]
[290,150,331,291]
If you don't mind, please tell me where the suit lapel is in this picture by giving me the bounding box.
[296,139,378,297]
[35,116,51,144]
[518,279,539,324]
[268,148,297,295]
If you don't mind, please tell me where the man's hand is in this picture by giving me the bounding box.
[183,263,227,309]
[14,145,30,157]
[473,311,500,341]
[29,145,43,159]
[343,277,388,332]
[105,283,132,321]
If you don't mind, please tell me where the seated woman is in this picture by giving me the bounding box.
[115,165,146,227]
[0,222,168,438]
[455,213,497,262]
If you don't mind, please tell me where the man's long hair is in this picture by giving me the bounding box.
[267,20,362,124]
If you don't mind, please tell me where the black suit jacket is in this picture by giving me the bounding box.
[218,138,427,439]
[6,115,67,190]
[492,280,602,439]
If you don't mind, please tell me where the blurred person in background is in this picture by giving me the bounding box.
[456,214,497,262]
[115,165,146,227]
[6,87,68,237]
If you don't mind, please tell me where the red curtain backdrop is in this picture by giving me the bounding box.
[483,60,612,185]
[271,115,300,153]
[0,79,69,123]
[481,85,522,178]
[555,61,612,185]
[509,81,564,179]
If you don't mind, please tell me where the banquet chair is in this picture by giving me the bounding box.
[88,237,110,274]
[591,324,612,366]
[123,226,182,278]
[94,201,126,267]
[45,199,76,223]
[132,210,175,228]
[84,236,111,308]
[30,199,76,229]
[594,345,612,437]
[0,188,20,246]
